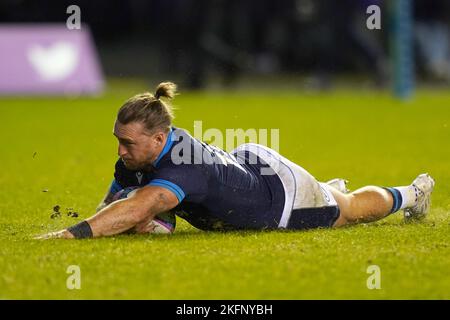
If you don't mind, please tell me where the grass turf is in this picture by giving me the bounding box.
[0,80,449,299]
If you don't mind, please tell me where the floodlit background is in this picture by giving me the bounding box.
[0,0,449,299]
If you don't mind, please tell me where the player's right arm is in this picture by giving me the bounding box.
[35,185,179,239]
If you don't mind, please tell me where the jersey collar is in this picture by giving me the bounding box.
[153,128,174,167]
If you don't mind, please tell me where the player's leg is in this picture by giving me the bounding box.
[330,186,393,226]
[330,173,435,227]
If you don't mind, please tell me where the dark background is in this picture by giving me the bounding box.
[1,0,449,89]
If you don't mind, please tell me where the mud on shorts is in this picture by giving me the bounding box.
[234,143,341,230]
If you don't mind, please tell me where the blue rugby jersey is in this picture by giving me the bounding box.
[109,127,285,231]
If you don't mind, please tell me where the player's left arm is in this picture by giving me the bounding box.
[35,186,179,239]
[95,189,115,213]
[96,174,126,213]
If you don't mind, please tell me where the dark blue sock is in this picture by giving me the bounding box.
[384,187,403,214]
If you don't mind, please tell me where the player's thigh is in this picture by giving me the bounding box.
[283,164,343,229]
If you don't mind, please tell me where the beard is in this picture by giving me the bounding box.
[122,158,141,170]
[122,156,154,172]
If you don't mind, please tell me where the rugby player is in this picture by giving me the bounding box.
[36,82,435,239]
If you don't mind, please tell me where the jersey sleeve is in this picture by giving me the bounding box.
[147,164,208,203]
[109,179,123,195]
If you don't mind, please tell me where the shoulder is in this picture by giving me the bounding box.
[159,127,207,169]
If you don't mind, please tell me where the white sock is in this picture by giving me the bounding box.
[393,186,418,209]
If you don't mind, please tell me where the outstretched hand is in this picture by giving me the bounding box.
[34,229,74,240]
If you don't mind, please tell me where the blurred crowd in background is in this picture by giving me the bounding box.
[1,0,450,89]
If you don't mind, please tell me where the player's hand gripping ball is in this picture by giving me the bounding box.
[112,187,176,234]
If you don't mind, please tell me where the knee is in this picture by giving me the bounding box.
[341,194,359,223]
[329,188,355,226]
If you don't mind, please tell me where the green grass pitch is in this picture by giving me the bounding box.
[0,80,449,299]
